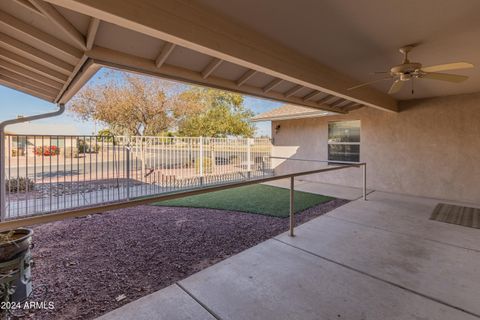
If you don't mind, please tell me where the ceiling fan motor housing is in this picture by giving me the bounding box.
[391,62,423,80]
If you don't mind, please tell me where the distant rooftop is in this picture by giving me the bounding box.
[5,123,81,136]
[251,104,333,122]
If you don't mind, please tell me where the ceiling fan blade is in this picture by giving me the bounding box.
[388,80,403,94]
[422,72,468,83]
[421,62,473,73]
[348,76,392,90]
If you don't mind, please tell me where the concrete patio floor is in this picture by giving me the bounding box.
[97,188,480,320]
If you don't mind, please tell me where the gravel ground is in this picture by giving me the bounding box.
[19,199,348,320]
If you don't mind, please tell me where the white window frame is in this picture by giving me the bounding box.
[327,120,361,163]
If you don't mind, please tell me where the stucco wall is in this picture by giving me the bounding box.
[272,92,480,203]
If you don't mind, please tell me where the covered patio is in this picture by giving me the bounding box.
[0,0,479,319]
[97,186,480,320]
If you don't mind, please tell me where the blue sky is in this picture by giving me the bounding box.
[0,68,281,137]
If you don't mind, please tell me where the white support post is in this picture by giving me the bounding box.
[199,136,204,183]
[247,138,252,178]
[289,176,295,237]
[0,129,6,221]
[126,145,130,201]
[140,139,146,181]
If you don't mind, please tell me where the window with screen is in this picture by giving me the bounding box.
[328,120,360,162]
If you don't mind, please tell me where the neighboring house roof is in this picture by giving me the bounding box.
[5,123,81,136]
[251,105,332,122]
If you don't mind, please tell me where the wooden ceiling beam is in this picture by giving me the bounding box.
[13,0,44,16]
[155,42,175,68]
[0,74,56,101]
[57,59,101,103]
[0,78,54,101]
[236,69,256,87]
[342,102,363,112]
[302,90,322,102]
[316,94,336,105]
[30,0,86,49]
[347,105,364,112]
[86,46,346,114]
[0,10,83,60]
[330,98,347,108]
[0,49,69,82]
[0,59,63,89]
[339,101,357,110]
[0,32,75,74]
[284,85,303,98]
[44,0,397,112]
[263,78,282,93]
[201,58,222,79]
[0,67,59,95]
[86,17,100,50]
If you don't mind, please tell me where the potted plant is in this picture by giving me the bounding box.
[0,228,33,310]
[0,229,33,262]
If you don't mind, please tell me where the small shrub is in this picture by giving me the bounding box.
[11,148,25,157]
[96,129,116,144]
[195,157,213,174]
[34,146,60,156]
[78,139,101,153]
[5,177,35,193]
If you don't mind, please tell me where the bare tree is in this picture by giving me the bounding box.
[70,72,180,136]
[70,71,186,177]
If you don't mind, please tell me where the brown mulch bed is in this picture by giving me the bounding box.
[21,199,348,320]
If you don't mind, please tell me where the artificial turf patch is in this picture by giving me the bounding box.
[151,184,333,217]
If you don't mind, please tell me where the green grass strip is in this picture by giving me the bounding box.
[151,184,333,217]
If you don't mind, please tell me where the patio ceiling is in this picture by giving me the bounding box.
[196,0,480,101]
[5,1,478,113]
[0,0,403,114]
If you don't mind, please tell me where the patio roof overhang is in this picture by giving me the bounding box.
[0,0,401,114]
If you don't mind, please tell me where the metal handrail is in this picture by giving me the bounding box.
[0,162,364,234]
[0,163,366,236]
[269,156,365,166]
[269,156,367,201]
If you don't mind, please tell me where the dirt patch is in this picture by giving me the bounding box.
[20,199,348,320]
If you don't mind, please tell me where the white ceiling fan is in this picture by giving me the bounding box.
[348,45,474,94]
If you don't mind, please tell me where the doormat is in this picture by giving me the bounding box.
[430,203,480,229]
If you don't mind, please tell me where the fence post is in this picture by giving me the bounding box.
[126,145,130,201]
[247,138,252,178]
[0,129,5,221]
[262,156,266,176]
[199,136,204,184]
[140,137,146,181]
